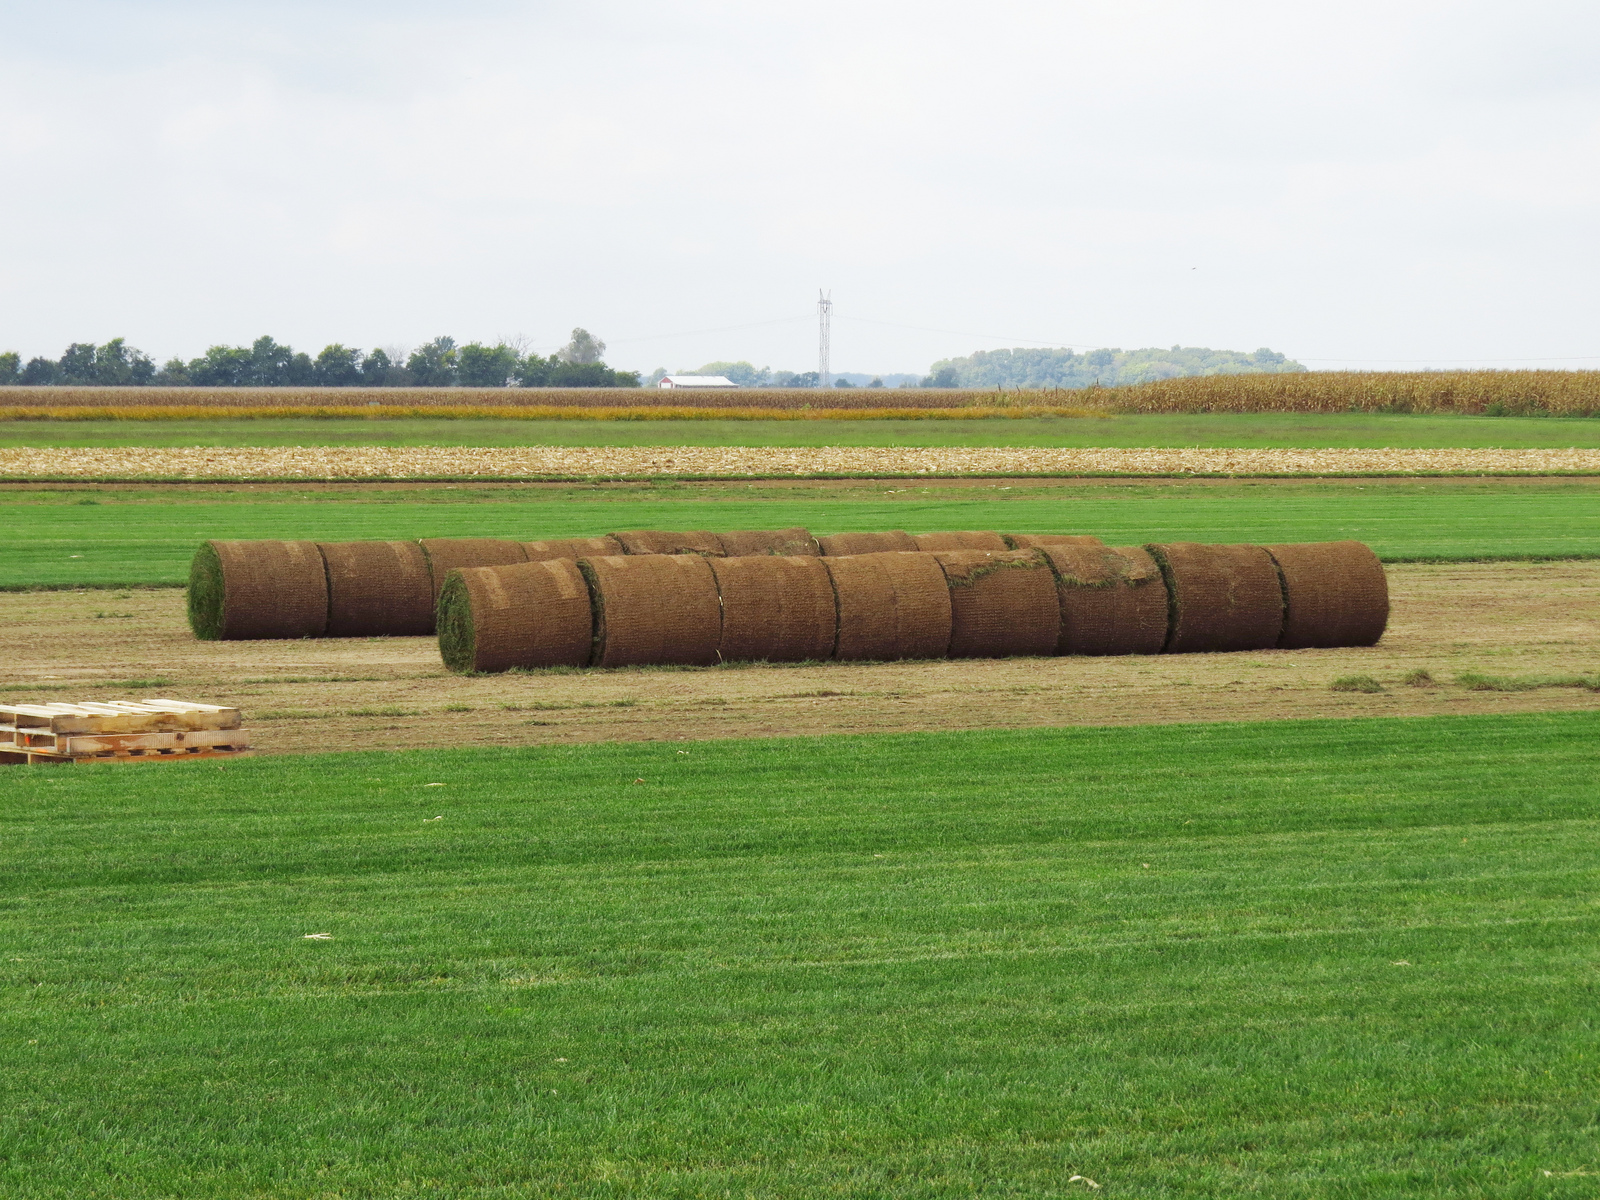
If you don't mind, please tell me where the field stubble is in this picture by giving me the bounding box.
[1,561,1595,752]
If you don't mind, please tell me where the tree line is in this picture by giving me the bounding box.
[920,345,1307,389]
[0,329,640,388]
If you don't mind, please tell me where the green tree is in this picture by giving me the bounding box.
[457,343,519,388]
[313,344,364,387]
[20,357,61,385]
[692,360,769,386]
[558,328,605,365]
[407,337,458,386]
[187,345,253,386]
[0,351,19,384]
[58,343,98,383]
[154,358,191,385]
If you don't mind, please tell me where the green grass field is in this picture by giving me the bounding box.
[4,412,1600,447]
[3,713,1598,1197]
[4,478,1598,588]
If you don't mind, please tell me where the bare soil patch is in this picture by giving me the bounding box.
[1,562,1595,754]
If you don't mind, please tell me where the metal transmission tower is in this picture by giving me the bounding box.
[816,289,832,389]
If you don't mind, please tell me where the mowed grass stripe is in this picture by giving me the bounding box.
[6,412,1600,447]
[2,712,1599,1197]
[7,478,1600,587]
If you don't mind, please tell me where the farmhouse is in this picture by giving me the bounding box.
[658,374,738,389]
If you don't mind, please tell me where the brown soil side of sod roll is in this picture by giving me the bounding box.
[1005,534,1107,550]
[521,536,623,562]
[437,559,594,674]
[933,550,1060,659]
[317,541,435,637]
[418,539,528,602]
[912,531,1009,551]
[816,531,918,556]
[577,553,722,667]
[824,551,952,661]
[715,528,821,557]
[1042,543,1168,656]
[611,530,725,556]
[710,555,837,662]
[1265,540,1390,648]
[1145,542,1285,653]
[201,540,328,640]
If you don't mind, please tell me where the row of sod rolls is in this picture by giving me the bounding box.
[436,539,1390,673]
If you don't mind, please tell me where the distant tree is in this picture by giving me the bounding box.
[645,367,668,386]
[557,328,605,365]
[920,344,1305,389]
[359,348,412,386]
[457,343,519,388]
[867,377,884,388]
[516,353,554,387]
[20,357,61,385]
[776,371,819,388]
[407,337,458,386]
[919,366,960,388]
[692,360,769,386]
[243,336,297,386]
[187,345,253,386]
[313,344,364,387]
[0,351,19,384]
[155,357,191,385]
[834,377,854,388]
[58,343,99,384]
[546,360,640,387]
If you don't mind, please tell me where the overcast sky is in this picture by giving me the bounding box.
[2,0,1597,375]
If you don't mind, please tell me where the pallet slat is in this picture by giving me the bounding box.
[0,697,251,765]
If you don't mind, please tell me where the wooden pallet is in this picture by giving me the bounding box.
[0,698,251,765]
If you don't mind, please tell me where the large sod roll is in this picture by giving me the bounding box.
[716,528,821,557]
[710,555,837,662]
[1005,534,1107,550]
[611,530,725,556]
[824,551,952,661]
[521,536,623,562]
[318,541,435,637]
[1042,543,1168,656]
[437,559,594,674]
[418,539,528,602]
[817,531,918,556]
[188,540,328,641]
[1265,540,1389,648]
[578,554,722,667]
[912,531,1008,551]
[1145,542,1284,653]
[932,549,1060,659]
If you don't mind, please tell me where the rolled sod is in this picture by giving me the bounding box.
[418,539,528,603]
[716,528,821,557]
[1146,542,1285,653]
[1265,540,1389,648]
[187,539,327,641]
[317,540,434,637]
[817,531,918,556]
[710,555,837,663]
[1006,534,1108,550]
[1042,543,1169,656]
[437,559,594,674]
[611,530,725,557]
[521,536,624,562]
[578,554,722,668]
[824,551,952,661]
[912,531,1009,551]
[932,549,1060,659]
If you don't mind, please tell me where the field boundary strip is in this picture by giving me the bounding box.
[4,446,1600,480]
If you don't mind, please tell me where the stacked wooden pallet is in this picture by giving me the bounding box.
[0,698,250,765]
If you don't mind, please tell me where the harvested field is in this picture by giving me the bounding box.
[4,562,1595,752]
[4,445,1600,480]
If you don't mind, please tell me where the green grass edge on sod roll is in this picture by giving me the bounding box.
[3,477,1599,589]
[2,711,1598,1198]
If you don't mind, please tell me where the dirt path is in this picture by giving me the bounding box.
[1,561,1595,754]
[4,446,1600,479]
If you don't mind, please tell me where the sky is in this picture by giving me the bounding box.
[1,0,1598,376]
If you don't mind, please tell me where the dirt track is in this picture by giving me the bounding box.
[4,445,1600,479]
[0,562,1595,755]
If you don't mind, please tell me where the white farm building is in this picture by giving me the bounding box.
[658,375,738,389]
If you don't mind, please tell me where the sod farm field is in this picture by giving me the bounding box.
[4,714,1599,1197]
[5,411,1600,448]
[5,477,1600,590]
